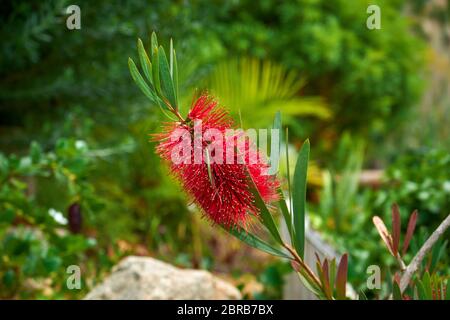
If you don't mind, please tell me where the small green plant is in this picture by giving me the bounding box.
[373,205,449,300]
[319,133,365,233]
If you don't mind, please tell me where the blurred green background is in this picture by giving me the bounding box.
[0,0,449,299]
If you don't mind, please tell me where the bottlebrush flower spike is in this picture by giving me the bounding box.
[154,94,280,228]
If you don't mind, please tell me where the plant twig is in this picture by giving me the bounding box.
[283,243,321,287]
[399,213,450,293]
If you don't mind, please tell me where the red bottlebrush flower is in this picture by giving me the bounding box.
[153,94,279,228]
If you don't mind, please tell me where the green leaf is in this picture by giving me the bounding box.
[285,128,293,214]
[316,260,325,286]
[206,58,330,128]
[158,46,177,110]
[329,258,336,296]
[385,268,393,295]
[169,38,174,77]
[430,239,447,273]
[223,226,291,259]
[278,189,293,242]
[295,270,323,298]
[173,49,179,107]
[417,282,427,300]
[393,281,402,300]
[150,32,161,94]
[445,280,450,300]
[291,261,324,298]
[128,58,157,103]
[292,139,309,258]
[422,272,432,299]
[137,38,153,84]
[273,113,292,242]
[150,31,158,60]
[246,168,283,245]
[359,290,368,300]
[413,285,420,300]
[152,47,162,96]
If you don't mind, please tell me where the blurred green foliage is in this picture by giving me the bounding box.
[318,133,365,233]
[1,0,425,140]
[197,0,425,134]
[0,139,111,298]
[375,147,450,233]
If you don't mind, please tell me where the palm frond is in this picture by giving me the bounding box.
[206,57,330,127]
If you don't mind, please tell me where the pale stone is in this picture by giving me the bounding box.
[84,256,241,300]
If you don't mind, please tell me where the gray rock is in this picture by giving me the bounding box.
[84,256,241,300]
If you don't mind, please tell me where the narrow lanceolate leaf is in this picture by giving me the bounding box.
[291,261,323,297]
[413,285,420,300]
[373,216,395,256]
[430,239,447,273]
[417,282,427,300]
[329,258,337,296]
[392,204,401,256]
[172,49,179,105]
[150,31,158,60]
[445,280,450,300]
[292,139,309,258]
[393,281,402,300]
[128,58,157,103]
[359,290,368,300]
[385,268,393,295]
[422,272,432,300]
[316,260,325,289]
[158,46,178,110]
[278,189,293,242]
[295,270,322,298]
[169,38,174,77]
[285,128,293,214]
[224,226,291,259]
[152,47,162,96]
[402,210,418,256]
[137,38,153,84]
[246,168,283,245]
[336,253,348,300]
